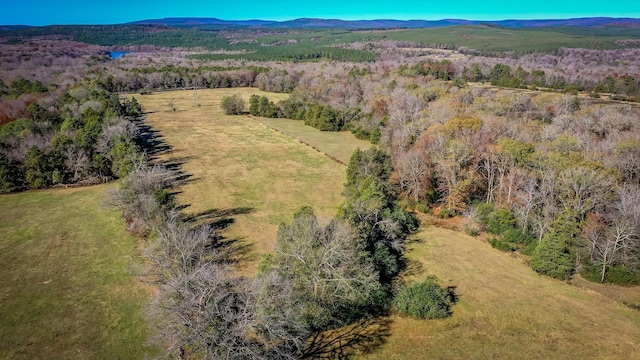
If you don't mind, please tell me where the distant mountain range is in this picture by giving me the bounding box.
[127,17,640,29]
[0,25,33,31]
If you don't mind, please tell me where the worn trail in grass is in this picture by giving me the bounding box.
[257,117,371,165]
[0,185,155,359]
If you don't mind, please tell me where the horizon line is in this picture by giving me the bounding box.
[3,15,640,27]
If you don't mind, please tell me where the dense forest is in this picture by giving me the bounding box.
[2,22,640,358]
[0,77,144,191]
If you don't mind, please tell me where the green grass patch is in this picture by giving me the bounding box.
[0,185,157,359]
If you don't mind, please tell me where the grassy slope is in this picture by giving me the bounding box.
[364,225,640,359]
[0,185,155,359]
[134,88,365,273]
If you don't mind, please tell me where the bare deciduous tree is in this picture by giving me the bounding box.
[63,144,90,181]
[394,147,431,202]
[268,209,382,331]
[556,166,614,219]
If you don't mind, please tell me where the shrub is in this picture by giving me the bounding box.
[485,207,517,235]
[221,95,246,115]
[369,127,381,144]
[502,228,535,245]
[530,232,575,280]
[0,152,21,193]
[438,208,455,218]
[414,201,430,214]
[465,226,480,237]
[488,237,517,252]
[392,277,456,319]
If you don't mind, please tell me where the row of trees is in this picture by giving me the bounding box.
[189,45,377,63]
[222,93,360,133]
[95,65,300,95]
[248,93,366,133]
[399,60,640,100]
[1,77,49,100]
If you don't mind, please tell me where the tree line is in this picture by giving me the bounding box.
[189,45,377,63]
[96,66,299,95]
[222,93,379,143]
[213,55,640,285]
[382,86,640,284]
[400,60,640,101]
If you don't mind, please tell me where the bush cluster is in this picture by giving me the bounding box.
[392,276,457,319]
[220,94,246,115]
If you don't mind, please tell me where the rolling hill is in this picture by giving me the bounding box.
[127,16,640,29]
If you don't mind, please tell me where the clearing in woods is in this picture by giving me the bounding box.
[134,87,371,273]
[135,88,640,358]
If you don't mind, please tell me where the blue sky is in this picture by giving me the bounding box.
[2,0,639,25]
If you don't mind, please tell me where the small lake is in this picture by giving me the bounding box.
[109,51,131,59]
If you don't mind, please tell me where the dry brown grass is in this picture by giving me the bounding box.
[257,117,372,165]
[133,88,358,273]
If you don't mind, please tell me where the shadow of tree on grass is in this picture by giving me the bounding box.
[181,207,255,225]
[134,118,172,156]
[302,317,392,359]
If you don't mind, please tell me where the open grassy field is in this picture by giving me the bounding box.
[0,185,156,359]
[363,224,640,359]
[133,88,367,273]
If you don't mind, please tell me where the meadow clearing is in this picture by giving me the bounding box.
[365,223,640,359]
[134,87,372,273]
